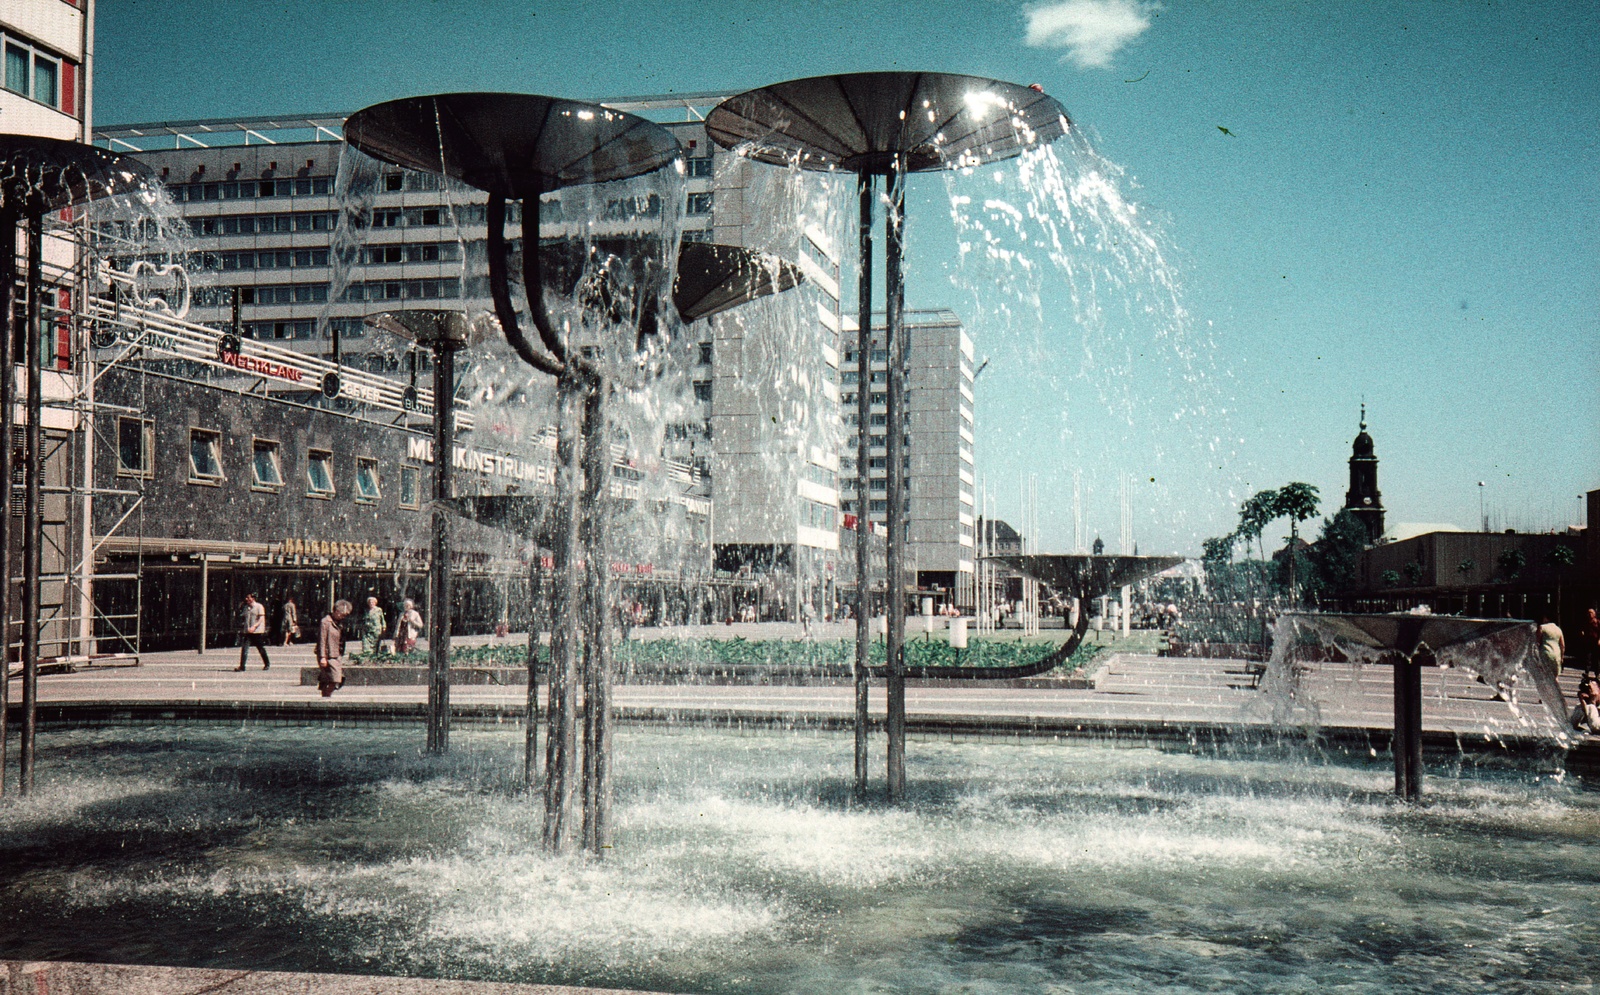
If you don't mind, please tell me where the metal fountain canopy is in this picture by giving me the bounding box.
[364,309,497,349]
[991,554,1185,600]
[1278,611,1533,663]
[0,134,152,214]
[343,92,682,197]
[673,241,803,323]
[705,72,1070,174]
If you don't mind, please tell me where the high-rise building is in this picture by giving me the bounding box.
[841,310,975,605]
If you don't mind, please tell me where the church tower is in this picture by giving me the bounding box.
[1344,405,1385,544]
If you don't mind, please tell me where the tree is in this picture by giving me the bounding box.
[1272,483,1321,604]
[1307,509,1367,599]
[1497,548,1526,581]
[1201,533,1236,597]
[1549,544,1576,617]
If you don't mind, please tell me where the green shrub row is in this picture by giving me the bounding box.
[352,636,1102,675]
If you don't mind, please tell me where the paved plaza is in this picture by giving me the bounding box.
[10,626,1585,747]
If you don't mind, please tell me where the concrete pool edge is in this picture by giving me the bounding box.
[6,698,1584,764]
[2,959,668,994]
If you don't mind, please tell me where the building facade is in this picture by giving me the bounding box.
[841,310,975,603]
[97,95,850,623]
[2,0,97,661]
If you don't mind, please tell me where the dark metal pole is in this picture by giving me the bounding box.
[19,214,42,793]
[580,384,613,855]
[883,160,908,802]
[427,341,456,753]
[853,172,874,797]
[544,374,584,853]
[524,551,543,791]
[1401,660,1423,801]
[0,213,15,796]
[1391,659,1408,798]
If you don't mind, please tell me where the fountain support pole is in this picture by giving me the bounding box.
[581,384,614,852]
[883,159,908,802]
[545,374,586,852]
[427,337,458,753]
[525,551,544,791]
[1393,658,1423,801]
[853,172,874,796]
[18,212,41,793]
[0,212,14,795]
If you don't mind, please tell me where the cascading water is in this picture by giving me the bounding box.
[938,130,1229,553]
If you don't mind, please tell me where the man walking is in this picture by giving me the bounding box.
[236,593,271,671]
[318,599,352,697]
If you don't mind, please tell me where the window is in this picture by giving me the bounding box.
[355,458,381,503]
[686,192,714,215]
[306,449,334,497]
[692,380,712,402]
[698,341,713,365]
[399,465,421,509]
[116,417,152,478]
[188,429,223,483]
[687,157,714,177]
[4,45,27,96]
[384,173,404,192]
[32,56,55,107]
[251,439,284,490]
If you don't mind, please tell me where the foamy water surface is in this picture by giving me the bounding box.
[1,725,1595,993]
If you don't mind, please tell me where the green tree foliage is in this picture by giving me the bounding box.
[1273,483,1321,540]
[1497,548,1526,580]
[1381,569,1401,586]
[1306,509,1368,598]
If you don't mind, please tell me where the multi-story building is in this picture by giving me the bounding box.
[2,0,98,661]
[840,310,975,607]
[95,92,847,622]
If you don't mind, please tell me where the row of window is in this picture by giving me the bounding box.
[804,464,838,489]
[3,34,70,113]
[362,242,461,265]
[117,418,423,507]
[198,248,330,272]
[842,350,892,365]
[342,278,461,303]
[190,284,329,307]
[801,499,837,532]
[184,212,338,237]
[167,177,333,202]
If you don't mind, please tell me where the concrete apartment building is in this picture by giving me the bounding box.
[841,310,976,606]
[96,93,848,620]
[2,0,97,661]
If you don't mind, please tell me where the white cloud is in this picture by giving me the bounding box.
[1024,0,1155,69]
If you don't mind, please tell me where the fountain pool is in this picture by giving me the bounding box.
[1,724,1594,993]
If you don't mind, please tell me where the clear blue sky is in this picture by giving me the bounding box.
[93,0,1599,554]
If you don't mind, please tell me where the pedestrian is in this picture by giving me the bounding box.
[1577,607,1600,678]
[318,599,352,697]
[1537,613,1566,677]
[235,593,270,672]
[361,596,387,656]
[280,596,300,646]
[1571,675,1600,735]
[396,598,423,654]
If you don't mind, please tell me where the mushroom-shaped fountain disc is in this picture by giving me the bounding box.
[344,93,683,197]
[705,72,1069,175]
[1279,612,1532,661]
[0,135,153,215]
[673,242,805,323]
[991,554,1185,601]
[364,309,496,349]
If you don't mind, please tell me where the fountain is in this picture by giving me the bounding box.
[1275,611,1568,800]
[705,73,1069,800]
[0,136,151,796]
